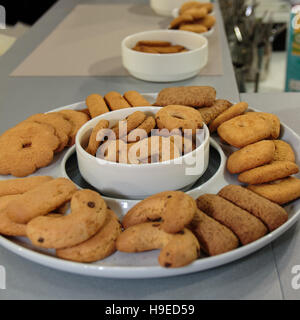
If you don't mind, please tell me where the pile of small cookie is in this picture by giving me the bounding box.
[132,40,189,54]
[85,105,203,164]
[117,184,288,267]
[0,110,90,177]
[0,176,122,263]
[169,1,216,34]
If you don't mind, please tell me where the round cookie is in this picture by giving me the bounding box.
[273,140,296,162]
[122,190,197,233]
[227,140,275,174]
[56,209,122,262]
[183,7,208,19]
[209,102,248,132]
[246,112,280,139]
[217,113,273,148]
[155,105,203,135]
[247,177,300,205]
[26,189,107,249]
[197,15,216,29]
[169,14,194,29]
[238,160,299,185]
[58,109,89,146]
[0,122,60,177]
[116,222,200,268]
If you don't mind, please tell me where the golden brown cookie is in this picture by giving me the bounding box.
[112,111,146,140]
[58,109,89,146]
[197,15,216,29]
[238,161,299,185]
[188,209,239,256]
[116,222,200,268]
[126,116,156,143]
[123,90,151,107]
[246,112,280,139]
[183,7,208,19]
[0,176,53,197]
[56,209,122,262]
[127,136,181,164]
[218,185,288,231]
[273,140,296,162]
[247,177,300,205]
[122,191,197,233]
[179,24,208,33]
[6,177,77,224]
[27,189,107,249]
[180,1,204,14]
[169,14,194,29]
[154,86,216,108]
[0,122,60,177]
[136,40,171,47]
[217,113,273,148]
[209,102,248,132]
[85,119,110,156]
[227,140,275,174]
[104,91,132,111]
[0,195,27,236]
[196,194,268,245]
[85,94,110,118]
[198,99,232,125]
[155,105,203,135]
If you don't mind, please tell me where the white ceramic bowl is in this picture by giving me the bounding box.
[121,30,208,82]
[150,0,191,16]
[75,107,210,199]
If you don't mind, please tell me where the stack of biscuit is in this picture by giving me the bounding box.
[85,105,203,163]
[0,110,90,177]
[169,1,216,34]
[132,40,188,54]
[0,176,122,263]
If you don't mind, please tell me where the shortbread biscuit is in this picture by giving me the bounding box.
[116,222,200,268]
[86,119,110,156]
[56,209,122,262]
[7,177,77,224]
[247,177,300,205]
[180,1,204,14]
[218,185,288,231]
[179,24,208,33]
[246,112,280,139]
[122,191,197,233]
[58,109,89,146]
[27,189,107,249]
[196,194,268,245]
[85,94,109,118]
[0,176,53,197]
[104,91,131,111]
[136,40,171,47]
[0,122,60,177]
[217,113,273,148]
[155,105,203,135]
[189,209,239,256]
[227,140,275,174]
[273,140,296,162]
[123,90,151,107]
[0,195,27,236]
[154,86,216,107]
[209,102,248,132]
[169,14,194,29]
[238,161,299,185]
[198,99,232,124]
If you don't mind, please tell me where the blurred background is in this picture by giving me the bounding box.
[0,0,299,94]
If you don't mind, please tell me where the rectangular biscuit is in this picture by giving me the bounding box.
[104,91,131,111]
[123,90,151,107]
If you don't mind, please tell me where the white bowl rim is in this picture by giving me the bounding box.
[75,106,210,168]
[122,29,208,57]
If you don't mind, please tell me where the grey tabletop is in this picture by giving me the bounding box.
[0,0,298,300]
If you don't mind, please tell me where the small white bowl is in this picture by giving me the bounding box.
[150,0,190,16]
[121,30,208,82]
[75,107,210,200]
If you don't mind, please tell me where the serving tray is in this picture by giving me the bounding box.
[0,93,299,279]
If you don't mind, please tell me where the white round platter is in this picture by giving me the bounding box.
[0,93,299,279]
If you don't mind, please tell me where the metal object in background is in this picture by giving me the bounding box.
[220,0,287,92]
